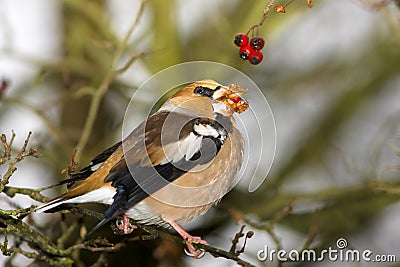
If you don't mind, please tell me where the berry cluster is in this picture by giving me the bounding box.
[234,34,265,65]
[232,1,314,65]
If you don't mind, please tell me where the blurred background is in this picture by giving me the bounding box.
[1,0,400,266]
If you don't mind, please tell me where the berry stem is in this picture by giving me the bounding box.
[245,0,305,36]
[284,0,296,8]
[246,0,276,36]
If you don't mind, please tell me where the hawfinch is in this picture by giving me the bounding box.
[36,80,249,257]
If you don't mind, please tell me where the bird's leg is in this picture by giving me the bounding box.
[116,213,137,234]
[169,221,208,259]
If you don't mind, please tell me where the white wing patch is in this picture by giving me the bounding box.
[184,132,203,160]
[161,132,203,164]
[194,123,219,138]
[159,122,224,165]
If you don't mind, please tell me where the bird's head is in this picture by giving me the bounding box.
[166,80,249,117]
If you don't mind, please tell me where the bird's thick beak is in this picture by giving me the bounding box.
[228,83,248,96]
[212,84,249,114]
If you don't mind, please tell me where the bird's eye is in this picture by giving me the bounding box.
[194,86,214,97]
[194,86,204,95]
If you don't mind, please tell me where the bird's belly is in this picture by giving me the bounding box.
[125,199,213,227]
[125,201,168,227]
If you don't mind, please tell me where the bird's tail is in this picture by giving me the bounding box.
[35,182,115,213]
[34,185,85,213]
[35,195,70,213]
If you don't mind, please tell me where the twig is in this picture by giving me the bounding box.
[229,224,254,256]
[195,242,256,267]
[3,186,50,203]
[61,148,79,176]
[0,131,15,165]
[230,225,246,254]
[232,202,294,267]
[114,50,153,74]
[237,231,254,256]
[246,0,276,36]
[0,206,36,220]
[0,132,38,193]
[5,247,73,266]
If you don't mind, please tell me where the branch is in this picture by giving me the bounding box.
[0,216,71,257]
[0,131,15,164]
[70,207,257,266]
[0,131,39,193]
[3,186,50,203]
[3,247,72,266]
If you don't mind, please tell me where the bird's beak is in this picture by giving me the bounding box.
[212,84,249,114]
[228,83,248,96]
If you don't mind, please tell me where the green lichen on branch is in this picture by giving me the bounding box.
[3,186,50,203]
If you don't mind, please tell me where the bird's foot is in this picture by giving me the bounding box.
[168,220,208,259]
[183,235,208,259]
[116,213,137,234]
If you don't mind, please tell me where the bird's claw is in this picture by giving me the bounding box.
[115,214,136,234]
[183,236,208,259]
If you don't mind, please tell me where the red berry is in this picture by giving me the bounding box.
[239,45,252,60]
[234,34,249,47]
[248,50,263,65]
[250,37,265,50]
[231,96,241,103]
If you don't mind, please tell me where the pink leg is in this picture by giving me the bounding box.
[116,213,137,234]
[169,221,208,259]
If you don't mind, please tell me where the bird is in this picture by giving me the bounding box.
[36,79,249,258]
